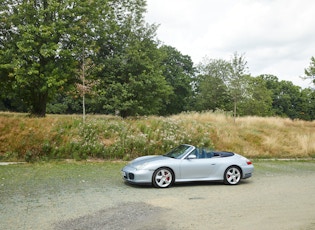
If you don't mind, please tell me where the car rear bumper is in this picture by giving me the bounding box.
[242,165,254,179]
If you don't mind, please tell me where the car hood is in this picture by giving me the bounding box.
[129,155,170,167]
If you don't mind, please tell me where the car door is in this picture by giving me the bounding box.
[179,156,220,180]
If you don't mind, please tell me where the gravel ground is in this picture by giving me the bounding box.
[1,161,315,230]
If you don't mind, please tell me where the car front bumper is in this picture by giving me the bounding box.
[121,165,154,185]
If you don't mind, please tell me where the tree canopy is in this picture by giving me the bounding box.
[1,0,314,120]
[1,0,170,117]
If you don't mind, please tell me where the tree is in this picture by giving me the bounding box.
[276,81,302,119]
[159,45,195,115]
[295,88,315,121]
[194,58,231,111]
[227,52,249,121]
[260,75,301,119]
[304,56,315,85]
[238,75,273,116]
[2,0,69,116]
[0,0,110,117]
[75,56,99,122]
[84,0,174,118]
[2,0,155,117]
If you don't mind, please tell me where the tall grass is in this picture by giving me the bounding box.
[0,111,314,161]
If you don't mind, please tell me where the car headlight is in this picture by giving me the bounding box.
[134,163,149,170]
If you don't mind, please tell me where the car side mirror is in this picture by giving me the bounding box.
[187,154,197,159]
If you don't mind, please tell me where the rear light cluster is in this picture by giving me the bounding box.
[246,160,252,165]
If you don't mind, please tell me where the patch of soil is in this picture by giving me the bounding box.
[55,202,166,230]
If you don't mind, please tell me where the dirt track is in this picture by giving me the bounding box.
[1,161,315,230]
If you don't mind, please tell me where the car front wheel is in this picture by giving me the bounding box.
[152,167,174,188]
[224,166,241,185]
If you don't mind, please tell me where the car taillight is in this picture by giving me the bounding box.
[246,160,252,165]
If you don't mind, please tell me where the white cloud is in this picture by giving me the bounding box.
[145,0,315,88]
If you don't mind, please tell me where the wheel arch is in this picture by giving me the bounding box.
[152,166,176,179]
[152,166,176,187]
[225,165,243,177]
[223,165,243,185]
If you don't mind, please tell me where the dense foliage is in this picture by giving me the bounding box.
[1,0,315,120]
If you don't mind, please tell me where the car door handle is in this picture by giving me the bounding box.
[211,163,216,165]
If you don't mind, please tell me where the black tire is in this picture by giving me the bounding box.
[224,166,242,185]
[152,167,174,188]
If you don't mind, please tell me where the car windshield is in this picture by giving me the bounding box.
[163,145,193,159]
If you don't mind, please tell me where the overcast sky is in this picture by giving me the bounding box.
[145,0,315,88]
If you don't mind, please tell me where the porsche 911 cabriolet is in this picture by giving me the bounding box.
[122,144,254,188]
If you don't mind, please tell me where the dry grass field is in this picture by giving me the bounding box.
[172,112,315,158]
[0,111,315,160]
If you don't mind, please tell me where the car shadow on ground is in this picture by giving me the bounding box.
[123,179,252,189]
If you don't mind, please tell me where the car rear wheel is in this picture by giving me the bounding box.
[224,166,241,185]
[152,167,174,188]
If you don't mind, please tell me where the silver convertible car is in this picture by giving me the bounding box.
[122,144,254,188]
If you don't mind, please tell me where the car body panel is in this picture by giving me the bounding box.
[122,144,254,187]
[179,158,219,180]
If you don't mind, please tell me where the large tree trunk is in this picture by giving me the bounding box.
[30,91,48,117]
